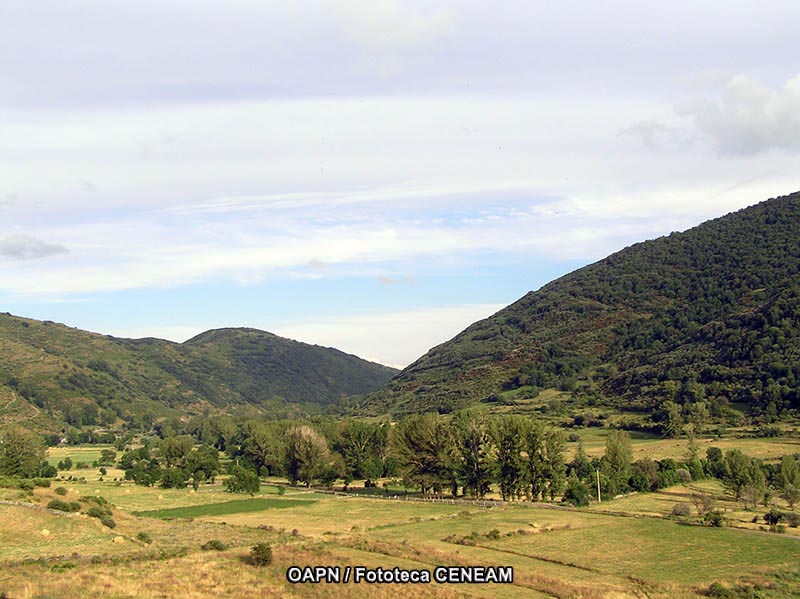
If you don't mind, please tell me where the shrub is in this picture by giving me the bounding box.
[33,478,51,488]
[100,516,116,529]
[47,499,71,512]
[567,433,581,442]
[707,582,735,598]
[249,543,272,566]
[486,529,501,540]
[17,480,34,491]
[704,511,726,527]
[136,532,153,544]
[200,539,228,551]
[671,503,691,517]
[201,539,227,551]
[86,506,106,519]
[54,486,68,496]
[785,512,800,528]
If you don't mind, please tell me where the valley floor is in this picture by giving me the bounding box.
[2,471,799,599]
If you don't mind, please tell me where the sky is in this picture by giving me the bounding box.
[1,1,799,368]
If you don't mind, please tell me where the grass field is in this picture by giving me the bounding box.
[572,429,800,462]
[136,497,318,519]
[4,446,799,599]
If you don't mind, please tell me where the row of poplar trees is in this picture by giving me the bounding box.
[391,411,566,500]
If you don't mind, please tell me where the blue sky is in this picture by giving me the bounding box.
[1,1,799,367]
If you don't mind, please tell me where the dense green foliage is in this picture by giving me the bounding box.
[0,426,46,477]
[366,193,800,427]
[0,318,397,432]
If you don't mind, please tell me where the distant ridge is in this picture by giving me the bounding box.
[0,315,398,431]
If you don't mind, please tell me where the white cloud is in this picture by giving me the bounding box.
[677,74,800,155]
[272,303,505,367]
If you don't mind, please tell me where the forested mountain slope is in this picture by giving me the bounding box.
[0,316,397,431]
[366,192,800,423]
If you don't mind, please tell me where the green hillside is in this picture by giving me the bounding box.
[0,316,397,431]
[365,192,800,427]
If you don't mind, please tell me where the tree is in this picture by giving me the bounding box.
[451,409,494,498]
[781,484,800,509]
[284,425,330,487]
[225,464,260,494]
[689,491,716,517]
[563,473,590,507]
[0,426,45,477]
[661,401,684,438]
[241,421,284,476]
[160,467,188,489]
[603,430,633,497]
[778,455,800,490]
[569,443,594,482]
[491,415,529,501]
[722,449,751,501]
[542,429,566,500]
[337,420,386,487]
[159,435,193,468]
[390,413,453,497]
[741,458,767,509]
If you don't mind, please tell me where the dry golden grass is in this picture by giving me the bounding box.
[3,473,799,599]
[575,432,800,462]
[1,545,469,599]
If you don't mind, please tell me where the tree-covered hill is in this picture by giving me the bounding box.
[365,192,800,426]
[0,316,397,431]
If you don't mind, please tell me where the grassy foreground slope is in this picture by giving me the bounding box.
[0,316,397,431]
[366,192,800,419]
[2,479,798,599]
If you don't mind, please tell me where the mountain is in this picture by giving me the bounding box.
[365,192,800,425]
[0,316,397,431]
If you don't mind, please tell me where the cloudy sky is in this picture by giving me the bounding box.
[1,1,799,367]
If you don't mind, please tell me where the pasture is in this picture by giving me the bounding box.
[2,449,798,599]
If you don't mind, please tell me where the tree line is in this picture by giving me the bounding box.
[2,415,797,514]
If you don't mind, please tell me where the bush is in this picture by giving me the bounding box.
[33,478,51,488]
[136,532,153,544]
[567,433,581,442]
[47,499,80,512]
[47,499,71,512]
[86,506,111,519]
[704,511,726,527]
[54,486,68,496]
[249,543,272,566]
[80,495,109,506]
[201,539,227,551]
[100,516,116,529]
[707,582,735,598]
[671,503,691,517]
[486,529,501,540]
[17,480,34,491]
